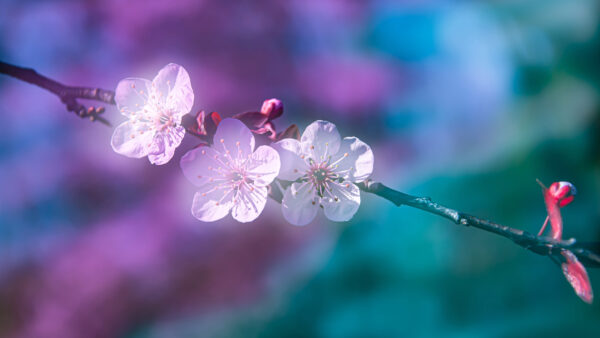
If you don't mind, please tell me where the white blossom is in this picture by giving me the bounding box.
[273,120,374,225]
[180,118,281,223]
[112,63,194,165]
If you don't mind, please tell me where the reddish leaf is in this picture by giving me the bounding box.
[233,111,269,128]
[253,121,277,140]
[276,124,300,141]
[561,250,594,304]
[204,112,221,139]
[542,185,563,240]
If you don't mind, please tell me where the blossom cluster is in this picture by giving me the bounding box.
[112,64,374,225]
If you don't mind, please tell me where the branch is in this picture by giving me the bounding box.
[0,61,115,126]
[3,61,598,269]
[357,180,600,268]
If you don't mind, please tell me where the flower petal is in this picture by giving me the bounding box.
[272,138,308,181]
[180,146,229,187]
[246,145,281,186]
[322,181,360,222]
[232,185,268,223]
[115,78,152,117]
[213,118,255,158]
[111,121,154,158]
[147,126,186,165]
[152,63,194,117]
[282,182,319,226]
[301,120,341,162]
[191,186,234,222]
[331,137,374,182]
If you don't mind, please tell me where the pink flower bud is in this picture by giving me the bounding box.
[260,98,283,120]
[548,181,577,207]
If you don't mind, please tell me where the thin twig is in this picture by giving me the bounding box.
[0,61,114,126]
[3,62,598,268]
[357,180,600,268]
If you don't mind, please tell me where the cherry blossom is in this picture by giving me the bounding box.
[180,118,281,223]
[273,120,374,225]
[111,63,194,165]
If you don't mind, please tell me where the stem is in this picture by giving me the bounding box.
[0,61,114,126]
[357,180,600,268]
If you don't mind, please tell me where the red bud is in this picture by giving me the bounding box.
[260,98,283,120]
[549,181,577,207]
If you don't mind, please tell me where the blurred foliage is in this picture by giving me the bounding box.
[0,0,599,337]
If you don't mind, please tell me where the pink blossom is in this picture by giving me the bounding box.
[180,118,281,223]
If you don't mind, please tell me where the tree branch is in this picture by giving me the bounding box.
[0,61,115,126]
[358,180,600,268]
[3,61,598,269]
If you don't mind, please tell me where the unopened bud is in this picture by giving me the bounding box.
[260,98,283,120]
[549,181,576,207]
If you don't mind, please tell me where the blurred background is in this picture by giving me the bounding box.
[1,0,600,337]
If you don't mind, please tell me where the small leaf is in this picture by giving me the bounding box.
[561,250,594,304]
[276,124,300,141]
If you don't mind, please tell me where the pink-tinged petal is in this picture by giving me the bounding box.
[115,78,152,117]
[331,137,374,183]
[322,181,361,222]
[191,187,235,222]
[213,118,255,158]
[301,120,341,161]
[542,185,563,240]
[272,138,308,181]
[111,121,154,158]
[147,126,186,165]
[232,185,268,223]
[561,250,593,304]
[246,145,281,186]
[152,63,194,117]
[282,182,319,226]
[180,146,229,187]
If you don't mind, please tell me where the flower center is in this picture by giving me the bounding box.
[308,165,337,197]
[231,171,245,183]
[312,168,329,182]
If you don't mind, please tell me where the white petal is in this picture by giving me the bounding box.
[331,137,374,182]
[245,145,281,186]
[272,138,308,181]
[191,186,234,222]
[115,78,152,117]
[282,182,319,226]
[213,118,255,158]
[180,146,230,187]
[232,185,268,223]
[322,181,360,222]
[147,126,186,165]
[152,63,194,117]
[111,121,154,158]
[301,120,341,162]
